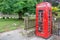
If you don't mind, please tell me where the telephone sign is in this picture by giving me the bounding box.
[35,2,52,38]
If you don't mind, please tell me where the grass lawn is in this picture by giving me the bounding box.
[0,19,24,33]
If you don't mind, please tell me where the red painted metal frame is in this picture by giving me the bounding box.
[35,2,52,38]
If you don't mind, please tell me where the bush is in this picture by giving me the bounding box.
[52,7,58,12]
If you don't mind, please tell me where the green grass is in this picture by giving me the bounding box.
[0,19,24,33]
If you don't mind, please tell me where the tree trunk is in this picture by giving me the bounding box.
[18,11,23,20]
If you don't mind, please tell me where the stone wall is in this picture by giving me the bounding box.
[0,13,19,19]
[24,17,35,30]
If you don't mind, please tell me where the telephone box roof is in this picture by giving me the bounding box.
[36,2,51,8]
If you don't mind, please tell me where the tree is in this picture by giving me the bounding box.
[0,0,43,19]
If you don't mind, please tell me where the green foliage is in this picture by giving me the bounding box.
[0,0,44,15]
[58,5,60,8]
[57,5,60,12]
[52,2,59,7]
[37,0,43,3]
[0,0,38,14]
[52,7,58,12]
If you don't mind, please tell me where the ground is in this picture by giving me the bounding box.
[0,29,55,40]
[0,29,27,40]
[0,29,60,40]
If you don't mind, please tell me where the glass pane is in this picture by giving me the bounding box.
[38,10,43,32]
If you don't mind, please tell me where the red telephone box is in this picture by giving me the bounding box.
[35,2,52,38]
